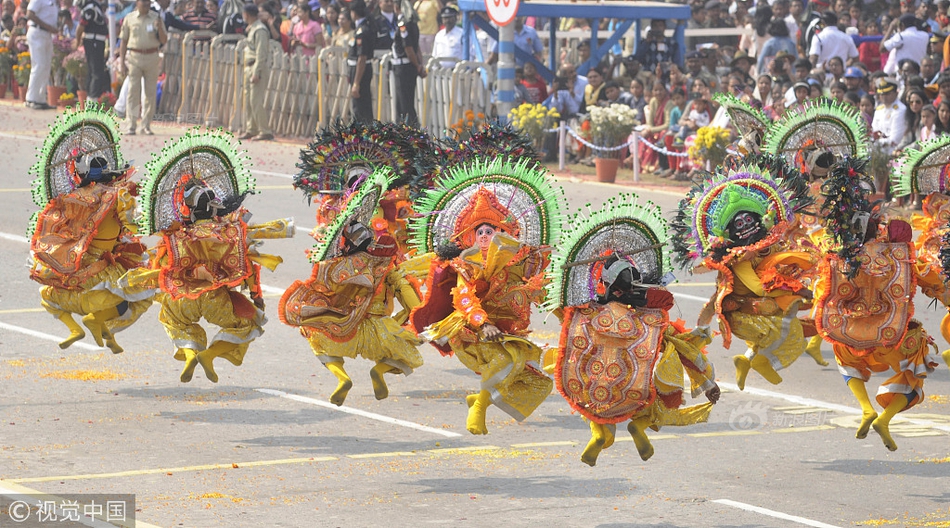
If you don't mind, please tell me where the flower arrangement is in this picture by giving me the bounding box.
[450,110,487,141]
[63,48,88,91]
[508,103,559,153]
[0,47,13,84]
[688,126,731,169]
[59,92,76,106]
[13,51,31,86]
[97,91,118,108]
[588,103,639,158]
[50,35,73,87]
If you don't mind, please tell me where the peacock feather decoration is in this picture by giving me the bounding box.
[763,97,869,168]
[890,135,950,197]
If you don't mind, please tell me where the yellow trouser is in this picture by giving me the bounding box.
[244,66,271,135]
[126,50,160,129]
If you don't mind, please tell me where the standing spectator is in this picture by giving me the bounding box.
[757,15,796,75]
[824,56,845,86]
[627,78,648,122]
[348,0,376,122]
[291,3,323,56]
[896,88,928,151]
[119,0,166,134]
[322,2,339,41]
[151,0,199,31]
[520,61,547,104]
[260,2,283,46]
[881,14,929,75]
[57,9,73,38]
[602,80,630,106]
[413,0,438,56]
[872,77,907,161]
[238,4,272,140]
[636,19,678,73]
[25,0,58,109]
[921,55,939,85]
[182,0,216,30]
[784,57,812,105]
[75,0,109,99]
[705,0,737,47]
[332,6,353,48]
[809,11,858,69]
[772,0,799,44]
[488,17,542,66]
[859,18,883,72]
[391,0,424,125]
[431,5,461,66]
[739,4,772,59]
[686,4,705,52]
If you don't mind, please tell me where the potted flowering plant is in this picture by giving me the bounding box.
[588,103,639,182]
[450,110,487,142]
[58,91,76,107]
[508,103,560,158]
[687,126,731,171]
[97,91,118,109]
[63,48,89,93]
[0,47,13,98]
[46,35,73,105]
[14,51,31,99]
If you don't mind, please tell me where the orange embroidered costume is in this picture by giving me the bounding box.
[134,128,292,383]
[279,170,423,405]
[544,194,720,465]
[891,135,950,370]
[28,103,154,353]
[669,155,816,391]
[814,158,940,451]
[410,159,564,435]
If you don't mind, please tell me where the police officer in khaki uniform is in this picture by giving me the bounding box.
[348,0,377,123]
[239,4,274,141]
[119,0,166,135]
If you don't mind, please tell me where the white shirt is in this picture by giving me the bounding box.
[871,99,907,153]
[808,26,858,68]
[432,25,463,66]
[27,0,58,27]
[784,15,799,42]
[882,27,930,75]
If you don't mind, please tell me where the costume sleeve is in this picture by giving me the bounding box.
[115,186,139,237]
[664,325,717,397]
[732,259,766,296]
[388,265,421,325]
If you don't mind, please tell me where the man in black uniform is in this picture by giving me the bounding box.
[348,0,377,122]
[75,0,109,99]
[390,0,424,125]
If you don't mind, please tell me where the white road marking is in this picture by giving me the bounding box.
[251,169,294,179]
[719,382,950,433]
[0,231,29,244]
[712,499,841,528]
[0,321,103,351]
[256,388,463,438]
[673,292,713,303]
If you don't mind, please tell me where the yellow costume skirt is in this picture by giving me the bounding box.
[40,262,154,334]
[833,321,939,409]
[306,316,424,374]
[158,288,263,366]
[725,310,805,372]
[455,336,553,421]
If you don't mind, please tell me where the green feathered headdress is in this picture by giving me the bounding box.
[138,127,255,234]
[713,92,769,138]
[890,135,950,197]
[308,167,395,263]
[29,102,124,208]
[543,193,671,310]
[409,158,564,253]
[763,98,868,168]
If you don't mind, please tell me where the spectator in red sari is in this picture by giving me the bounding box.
[633,81,670,174]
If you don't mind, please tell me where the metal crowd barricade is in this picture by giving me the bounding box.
[206,34,245,128]
[178,31,218,124]
[158,32,184,117]
[316,46,352,130]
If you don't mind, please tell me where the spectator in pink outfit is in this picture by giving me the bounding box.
[291,3,323,56]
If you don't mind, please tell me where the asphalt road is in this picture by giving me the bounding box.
[1,102,949,528]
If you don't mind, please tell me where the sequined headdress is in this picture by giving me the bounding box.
[294,119,428,201]
[763,98,868,171]
[138,127,256,234]
[669,153,813,267]
[442,121,539,168]
[410,158,564,253]
[890,135,950,197]
[309,168,395,262]
[29,102,126,207]
[543,194,671,310]
[714,92,770,140]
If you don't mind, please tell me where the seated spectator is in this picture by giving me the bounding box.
[830,81,848,102]
[520,61,548,104]
[844,66,867,97]
[627,78,648,122]
[755,73,773,107]
[807,77,824,99]
[936,100,950,135]
[635,81,671,173]
[843,90,861,109]
[602,80,630,107]
[542,74,582,119]
[824,56,845,86]
[859,92,875,127]
[584,66,608,109]
[919,104,938,142]
[757,18,796,75]
[57,9,74,38]
[513,67,531,105]
[676,94,711,143]
[666,87,687,138]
